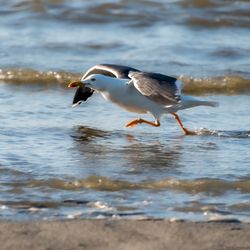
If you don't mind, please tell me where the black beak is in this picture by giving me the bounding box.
[72,86,94,107]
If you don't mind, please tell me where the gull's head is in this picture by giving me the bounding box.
[68,74,113,91]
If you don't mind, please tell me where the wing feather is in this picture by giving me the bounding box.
[82,64,140,79]
[129,71,181,106]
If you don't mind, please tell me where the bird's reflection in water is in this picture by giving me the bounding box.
[71,125,183,175]
[71,126,111,142]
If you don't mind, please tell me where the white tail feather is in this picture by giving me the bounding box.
[179,95,219,110]
[199,101,219,107]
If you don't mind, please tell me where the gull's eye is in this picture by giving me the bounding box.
[91,78,96,82]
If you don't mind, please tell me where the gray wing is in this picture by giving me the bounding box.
[73,64,140,105]
[129,71,181,106]
[83,64,140,79]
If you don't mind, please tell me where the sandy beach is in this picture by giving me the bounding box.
[1,219,250,250]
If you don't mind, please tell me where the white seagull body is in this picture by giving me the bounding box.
[94,77,164,115]
[69,64,218,134]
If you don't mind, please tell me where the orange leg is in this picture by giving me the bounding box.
[125,118,160,128]
[171,113,196,135]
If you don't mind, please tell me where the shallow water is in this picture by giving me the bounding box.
[0,83,250,221]
[0,0,250,221]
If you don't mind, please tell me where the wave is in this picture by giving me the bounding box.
[1,68,250,95]
[0,68,81,85]
[2,0,250,28]
[3,175,250,195]
[180,75,250,95]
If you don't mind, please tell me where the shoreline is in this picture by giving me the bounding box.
[1,219,250,250]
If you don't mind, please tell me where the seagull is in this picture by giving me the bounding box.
[68,64,218,135]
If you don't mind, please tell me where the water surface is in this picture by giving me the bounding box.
[0,83,250,221]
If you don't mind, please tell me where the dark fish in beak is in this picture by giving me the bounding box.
[68,82,94,107]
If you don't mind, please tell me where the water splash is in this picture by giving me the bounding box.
[195,128,250,138]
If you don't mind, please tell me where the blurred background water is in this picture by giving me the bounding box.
[0,0,250,221]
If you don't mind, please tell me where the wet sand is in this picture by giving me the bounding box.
[1,220,250,250]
